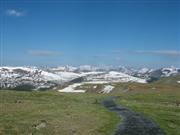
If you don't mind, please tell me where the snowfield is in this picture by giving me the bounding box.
[84,81,109,84]
[58,83,115,93]
[84,71,147,84]
[41,71,65,81]
[101,85,114,93]
[58,83,85,93]
[80,71,104,76]
[54,72,80,81]
[105,71,147,83]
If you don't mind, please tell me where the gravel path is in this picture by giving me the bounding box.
[101,97,165,135]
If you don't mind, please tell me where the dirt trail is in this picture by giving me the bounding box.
[101,97,165,135]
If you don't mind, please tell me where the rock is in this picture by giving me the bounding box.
[32,120,47,130]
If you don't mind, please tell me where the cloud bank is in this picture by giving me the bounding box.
[134,50,180,57]
[28,50,62,57]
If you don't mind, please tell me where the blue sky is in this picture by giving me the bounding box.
[0,0,180,68]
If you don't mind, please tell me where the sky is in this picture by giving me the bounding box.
[0,0,180,68]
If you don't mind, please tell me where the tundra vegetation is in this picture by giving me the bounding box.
[0,76,180,135]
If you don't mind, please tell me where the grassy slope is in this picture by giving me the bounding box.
[0,91,119,135]
[116,90,180,135]
[112,77,180,135]
[69,76,180,135]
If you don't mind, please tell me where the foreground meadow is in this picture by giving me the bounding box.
[0,76,180,135]
[0,91,119,135]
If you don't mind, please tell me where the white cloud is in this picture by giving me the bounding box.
[93,54,108,58]
[6,9,24,17]
[28,50,63,57]
[134,50,180,57]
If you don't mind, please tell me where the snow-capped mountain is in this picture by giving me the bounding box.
[83,71,146,84]
[161,67,180,77]
[50,65,78,72]
[126,66,180,81]
[0,67,80,90]
[0,66,179,90]
[77,65,101,72]
[143,67,180,82]
[138,68,152,74]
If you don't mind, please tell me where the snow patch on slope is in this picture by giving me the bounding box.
[105,71,146,83]
[101,85,114,93]
[85,81,109,84]
[58,83,85,93]
[54,72,80,81]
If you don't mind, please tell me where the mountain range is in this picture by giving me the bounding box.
[0,65,179,90]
